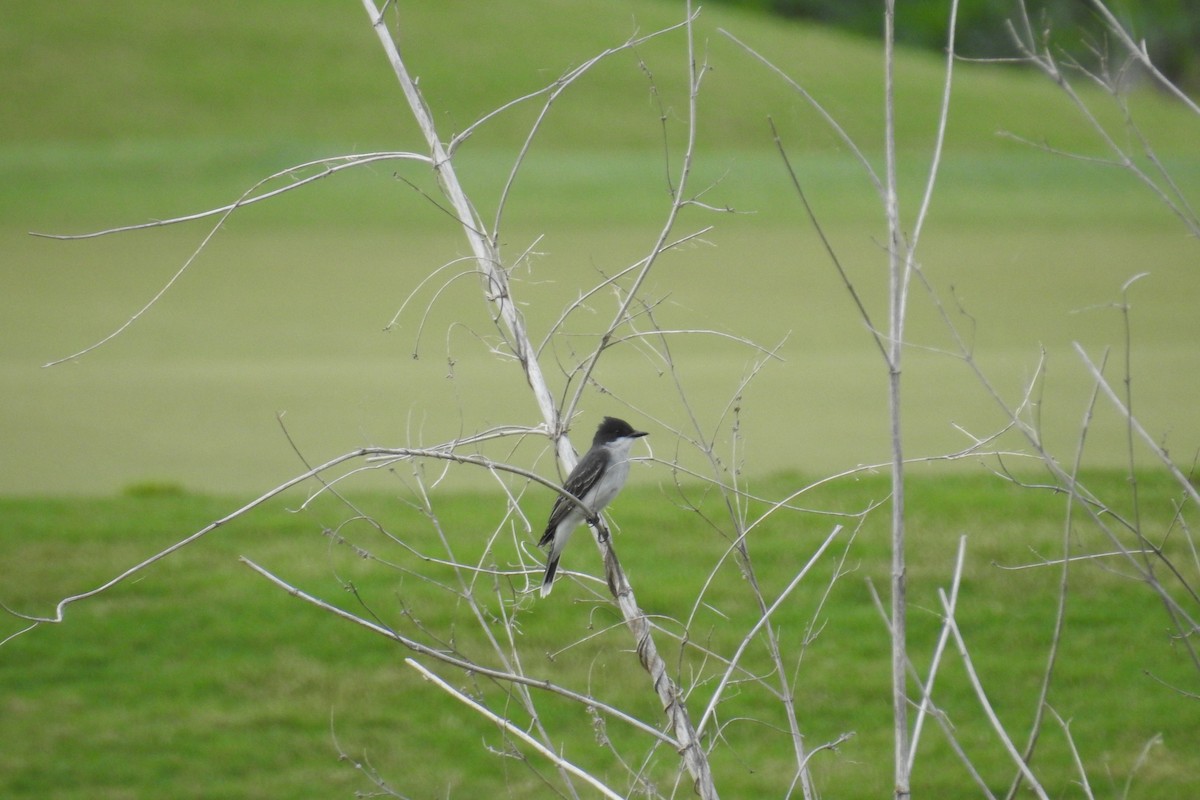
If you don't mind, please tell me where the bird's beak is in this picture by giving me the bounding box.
[633,430,649,438]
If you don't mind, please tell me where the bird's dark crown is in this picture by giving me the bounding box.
[593,416,648,446]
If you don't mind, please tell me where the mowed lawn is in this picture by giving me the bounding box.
[2,2,1199,798]
[2,1,1198,493]
[1,471,1198,799]
[4,151,1197,493]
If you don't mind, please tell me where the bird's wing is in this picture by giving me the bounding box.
[539,450,607,546]
[539,494,571,547]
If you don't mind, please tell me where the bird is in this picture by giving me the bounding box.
[538,416,648,597]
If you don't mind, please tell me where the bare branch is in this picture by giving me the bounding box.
[30,152,430,240]
[1006,0,1200,237]
[1,441,602,626]
[238,558,679,749]
[1004,349,1107,800]
[562,7,708,428]
[695,524,844,736]
[483,16,697,240]
[938,588,1053,800]
[882,3,911,794]
[718,28,881,195]
[1045,707,1096,800]
[359,4,722,796]
[406,659,626,800]
[1085,0,1200,115]
[360,0,564,457]
[770,117,888,363]
[1074,343,1200,507]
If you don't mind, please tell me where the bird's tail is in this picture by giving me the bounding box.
[540,554,560,598]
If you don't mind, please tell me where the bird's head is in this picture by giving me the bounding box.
[593,416,649,447]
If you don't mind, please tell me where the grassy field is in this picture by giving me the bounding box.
[1,471,1198,798]
[3,1,1198,493]
[2,3,1198,797]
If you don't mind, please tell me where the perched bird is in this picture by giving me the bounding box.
[539,416,648,597]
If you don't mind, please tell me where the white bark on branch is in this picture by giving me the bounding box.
[406,658,627,800]
[358,3,719,796]
[360,1,561,450]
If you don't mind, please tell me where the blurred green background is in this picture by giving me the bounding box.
[2,0,1197,494]
[3,4,1199,799]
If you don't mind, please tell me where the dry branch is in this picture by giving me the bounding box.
[359,2,719,796]
[406,658,626,800]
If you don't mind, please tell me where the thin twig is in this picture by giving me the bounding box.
[1074,343,1200,508]
[561,5,708,429]
[0,442,597,625]
[240,557,678,748]
[718,28,881,195]
[30,152,430,240]
[695,524,843,736]
[486,15,697,241]
[908,534,968,774]
[770,118,887,363]
[406,659,626,800]
[938,589,1052,800]
[1005,353,1106,800]
[360,4,721,796]
[1046,707,1096,800]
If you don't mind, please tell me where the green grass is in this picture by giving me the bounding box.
[3,2,1198,494]
[1,471,1197,798]
[4,202,1197,494]
[3,5,1197,796]
[7,1,1196,154]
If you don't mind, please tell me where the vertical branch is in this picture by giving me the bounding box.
[903,1,960,770]
[1118,276,1144,536]
[882,1,910,797]
[907,0,959,253]
[735,1,964,791]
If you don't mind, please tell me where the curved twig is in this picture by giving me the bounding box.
[30,152,430,240]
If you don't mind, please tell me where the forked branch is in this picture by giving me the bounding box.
[358,2,718,796]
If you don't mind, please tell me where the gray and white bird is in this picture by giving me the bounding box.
[539,416,648,597]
